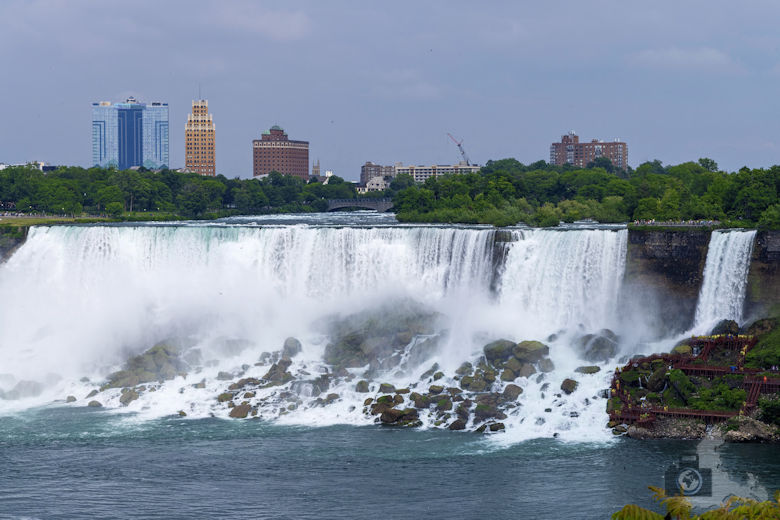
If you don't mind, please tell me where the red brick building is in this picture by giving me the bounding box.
[252,126,309,180]
[549,131,627,170]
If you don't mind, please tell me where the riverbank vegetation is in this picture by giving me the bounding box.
[392,158,780,228]
[0,165,361,219]
[613,486,780,519]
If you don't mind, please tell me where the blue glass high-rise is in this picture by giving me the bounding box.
[91,97,169,170]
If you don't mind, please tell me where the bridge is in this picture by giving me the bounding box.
[326,198,394,212]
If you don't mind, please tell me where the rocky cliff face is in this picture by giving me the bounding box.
[0,226,27,262]
[745,231,780,319]
[622,230,711,334]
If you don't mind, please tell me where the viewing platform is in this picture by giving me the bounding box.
[608,335,779,426]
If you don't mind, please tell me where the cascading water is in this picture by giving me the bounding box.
[692,230,757,333]
[498,228,627,336]
[0,220,631,442]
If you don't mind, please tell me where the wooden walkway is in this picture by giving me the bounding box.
[609,335,779,426]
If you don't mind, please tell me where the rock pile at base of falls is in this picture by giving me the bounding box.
[323,300,442,374]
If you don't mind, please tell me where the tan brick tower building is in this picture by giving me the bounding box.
[185,100,216,176]
[252,126,309,180]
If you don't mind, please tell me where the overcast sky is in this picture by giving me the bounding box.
[1,1,778,180]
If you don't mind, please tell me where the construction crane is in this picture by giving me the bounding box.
[447,133,471,166]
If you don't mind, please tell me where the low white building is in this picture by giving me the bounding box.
[356,176,388,194]
[394,161,480,183]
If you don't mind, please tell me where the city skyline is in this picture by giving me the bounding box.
[3,1,780,179]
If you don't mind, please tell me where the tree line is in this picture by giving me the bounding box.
[0,166,361,218]
[391,158,780,229]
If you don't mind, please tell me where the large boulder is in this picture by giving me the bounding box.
[578,331,618,363]
[104,342,187,390]
[710,319,739,336]
[561,379,579,394]
[323,300,441,370]
[512,341,550,363]
[575,366,601,375]
[282,337,302,358]
[743,318,776,337]
[503,384,523,401]
[229,403,252,419]
[483,339,516,364]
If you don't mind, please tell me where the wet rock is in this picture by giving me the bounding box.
[363,398,373,406]
[724,416,780,442]
[646,366,668,392]
[409,392,430,408]
[355,380,370,393]
[517,363,536,378]
[436,397,453,411]
[561,379,579,394]
[104,343,188,390]
[3,380,43,400]
[194,381,206,389]
[671,343,692,355]
[500,369,516,382]
[433,371,444,381]
[228,378,261,391]
[324,300,441,370]
[503,384,523,401]
[178,410,187,417]
[448,419,466,430]
[489,422,505,432]
[612,426,627,435]
[743,318,776,337]
[396,388,410,394]
[455,362,473,376]
[217,392,234,403]
[229,403,252,418]
[282,337,302,358]
[380,407,420,427]
[538,358,555,373]
[710,319,739,336]
[244,391,255,399]
[579,331,618,363]
[393,394,404,405]
[86,389,98,399]
[420,364,440,380]
[325,393,340,404]
[512,341,549,363]
[66,395,77,403]
[87,400,102,407]
[119,388,139,406]
[379,383,396,394]
[262,362,293,386]
[575,366,601,375]
[483,339,516,364]
[459,375,487,392]
[428,385,444,395]
[216,371,234,381]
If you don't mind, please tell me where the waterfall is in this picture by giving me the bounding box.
[692,230,757,333]
[0,222,632,441]
[0,224,495,381]
[498,228,628,336]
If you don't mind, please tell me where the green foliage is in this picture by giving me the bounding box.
[613,486,780,520]
[0,165,362,220]
[689,384,746,411]
[758,395,780,426]
[744,326,780,369]
[392,159,780,228]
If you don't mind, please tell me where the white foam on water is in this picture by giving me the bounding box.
[0,223,637,443]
